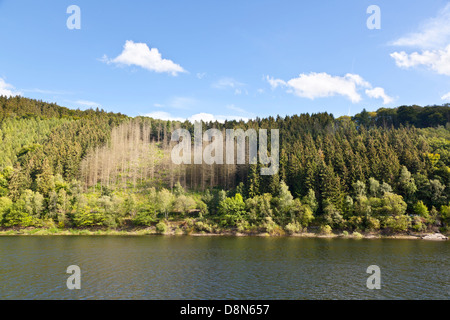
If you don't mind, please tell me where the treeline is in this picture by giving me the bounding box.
[0,96,449,235]
[0,96,127,121]
[353,105,450,128]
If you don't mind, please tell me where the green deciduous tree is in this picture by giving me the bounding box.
[218,193,246,227]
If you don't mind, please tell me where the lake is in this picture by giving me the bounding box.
[0,236,448,300]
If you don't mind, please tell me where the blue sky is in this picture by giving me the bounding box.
[1,0,450,121]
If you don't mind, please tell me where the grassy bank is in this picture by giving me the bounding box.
[0,223,447,240]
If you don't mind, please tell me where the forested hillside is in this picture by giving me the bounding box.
[0,96,449,235]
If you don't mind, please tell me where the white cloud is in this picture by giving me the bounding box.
[22,88,72,95]
[343,74,371,88]
[74,100,101,108]
[188,113,217,123]
[365,87,394,105]
[196,72,206,79]
[441,92,450,100]
[189,113,250,123]
[390,45,450,75]
[391,3,450,49]
[169,96,197,109]
[211,77,248,95]
[266,76,287,89]
[63,100,102,110]
[0,78,21,97]
[286,73,363,102]
[226,104,255,117]
[143,111,250,123]
[150,97,197,111]
[144,111,185,122]
[212,77,245,89]
[226,104,246,114]
[390,4,450,76]
[266,72,392,104]
[103,40,186,76]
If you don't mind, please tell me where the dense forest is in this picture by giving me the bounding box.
[0,95,449,236]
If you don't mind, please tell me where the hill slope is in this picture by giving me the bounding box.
[0,96,449,235]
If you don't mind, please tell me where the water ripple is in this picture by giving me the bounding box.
[0,236,448,300]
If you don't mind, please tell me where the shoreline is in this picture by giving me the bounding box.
[0,227,447,241]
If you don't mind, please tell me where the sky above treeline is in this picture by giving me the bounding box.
[1,0,450,122]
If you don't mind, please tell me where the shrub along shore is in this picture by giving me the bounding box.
[0,221,447,240]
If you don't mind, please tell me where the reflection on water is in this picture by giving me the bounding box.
[0,236,448,300]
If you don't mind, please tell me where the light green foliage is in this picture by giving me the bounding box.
[368,178,381,198]
[348,216,363,231]
[272,181,294,225]
[379,182,393,195]
[155,221,168,234]
[353,196,372,217]
[353,181,366,198]
[343,195,354,218]
[429,179,447,207]
[384,215,412,232]
[1,190,43,227]
[0,196,13,223]
[35,158,55,197]
[236,220,251,233]
[123,193,138,218]
[235,182,246,199]
[173,181,185,196]
[195,199,208,216]
[0,169,10,196]
[48,189,70,226]
[173,194,197,216]
[194,221,213,233]
[218,193,246,227]
[157,188,173,220]
[365,217,380,231]
[201,189,213,209]
[261,216,284,235]
[133,205,157,226]
[245,193,273,224]
[398,166,417,201]
[427,206,440,226]
[72,194,105,227]
[319,224,333,235]
[352,231,363,239]
[412,215,426,232]
[96,195,125,228]
[291,198,314,227]
[323,202,345,229]
[379,192,407,217]
[2,207,35,227]
[440,205,450,226]
[285,220,302,235]
[302,189,318,214]
[277,181,294,209]
[413,201,429,218]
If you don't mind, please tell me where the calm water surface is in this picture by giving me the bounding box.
[0,236,448,300]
